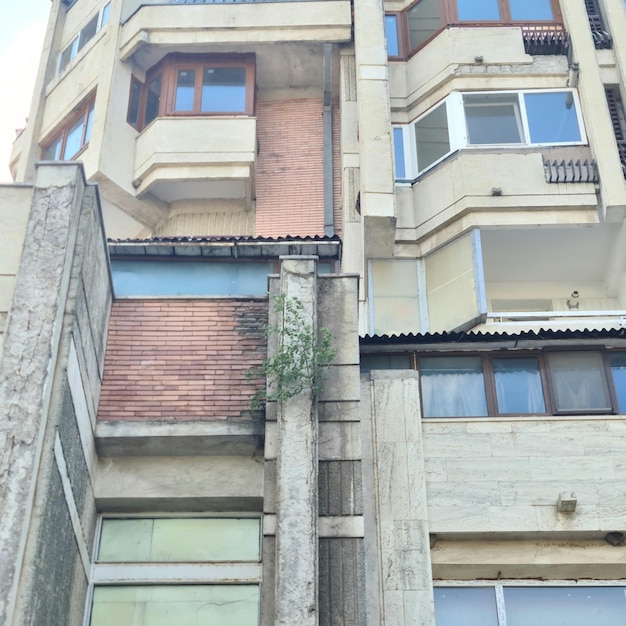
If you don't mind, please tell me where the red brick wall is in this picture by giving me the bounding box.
[97,299,267,421]
[255,98,325,237]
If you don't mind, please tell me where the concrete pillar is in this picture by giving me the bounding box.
[0,164,87,624]
[274,256,319,625]
[362,371,435,626]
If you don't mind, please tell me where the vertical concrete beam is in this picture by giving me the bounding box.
[561,1,626,221]
[274,256,319,626]
[363,371,436,626]
[0,164,87,624]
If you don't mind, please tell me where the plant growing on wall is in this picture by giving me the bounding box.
[248,294,337,412]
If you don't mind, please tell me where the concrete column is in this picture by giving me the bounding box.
[274,256,319,625]
[0,164,87,624]
[363,371,435,626]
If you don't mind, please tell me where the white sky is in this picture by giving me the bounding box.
[0,1,50,182]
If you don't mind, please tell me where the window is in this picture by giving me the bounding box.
[126,54,255,131]
[393,90,585,181]
[57,2,110,74]
[89,516,261,626]
[417,349,623,418]
[111,260,273,297]
[435,584,626,626]
[42,98,95,160]
[386,0,560,58]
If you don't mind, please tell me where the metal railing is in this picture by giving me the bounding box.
[543,158,599,184]
[521,25,569,56]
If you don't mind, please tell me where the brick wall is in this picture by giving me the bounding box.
[97,299,267,421]
[255,98,325,237]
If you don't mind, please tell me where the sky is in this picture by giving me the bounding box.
[0,1,50,182]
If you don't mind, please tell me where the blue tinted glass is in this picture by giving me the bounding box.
[201,67,246,113]
[493,357,545,414]
[392,127,406,179]
[175,70,195,112]
[384,15,399,56]
[509,0,553,21]
[101,2,111,27]
[610,352,626,412]
[111,261,272,296]
[524,92,581,143]
[504,587,626,626]
[420,356,488,417]
[435,587,499,626]
[456,0,500,21]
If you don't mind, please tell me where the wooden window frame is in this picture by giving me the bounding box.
[41,97,95,161]
[388,0,562,60]
[413,348,622,418]
[127,54,256,131]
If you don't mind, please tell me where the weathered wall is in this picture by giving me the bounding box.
[0,163,111,625]
[255,99,325,237]
[97,298,267,421]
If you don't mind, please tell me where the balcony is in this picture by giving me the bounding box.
[133,117,256,203]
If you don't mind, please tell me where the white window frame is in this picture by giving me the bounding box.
[57,2,111,75]
[392,89,586,182]
[435,580,626,626]
[83,513,263,626]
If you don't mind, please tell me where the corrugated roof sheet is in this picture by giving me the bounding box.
[108,235,342,259]
[361,327,626,346]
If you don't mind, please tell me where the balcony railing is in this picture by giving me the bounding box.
[543,158,599,184]
[584,0,612,49]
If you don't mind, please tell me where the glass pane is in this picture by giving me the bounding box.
[98,518,261,562]
[509,0,553,21]
[371,259,420,335]
[361,355,412,372]
[609,352,626,412]
[420,356,488,417]
[111,260,272,296]
[547,351,612,412]
[392,127,406,179]
[456,0,500,21]
[62,116,85,159]
[464,93,522,144]
[407,0,440,51]
[524,92,581,144]
[127,80,141,127]
[144,75,162,125]
[100,2,111,27]
[43,137,62,160]
[175,69,196,111]
[91,585,260,626]
[415,102,450,171]
[84,102,94,144]
[504,586,626,626]
[384,15,399,56]
[201,67,246,113]
[58,39,77,73]
[434,587,499,626]
[78,14,99,52]
[493,357,546,414]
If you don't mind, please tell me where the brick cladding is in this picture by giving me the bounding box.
[97,299,267,421]
[255,98,325,237]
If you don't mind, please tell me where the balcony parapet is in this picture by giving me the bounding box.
[133,116,256,204]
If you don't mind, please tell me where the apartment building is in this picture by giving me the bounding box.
[1,0,626,624]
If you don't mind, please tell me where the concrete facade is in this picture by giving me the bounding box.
[2,0,626,624]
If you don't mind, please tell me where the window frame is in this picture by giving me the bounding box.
[86,514,262,626]
[435,581,626,626]
[41,97,95,161]
[392,89,586,182]
[57,2,110,75]
[127,54,256,131]
[386,0,562,59]
[414,348,623,418]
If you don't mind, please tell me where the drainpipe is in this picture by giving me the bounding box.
[323,43,334,237]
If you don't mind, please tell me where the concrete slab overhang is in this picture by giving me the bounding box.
[119,1,352,64]
[133,116,256,204]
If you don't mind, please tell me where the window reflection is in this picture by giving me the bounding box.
[493,357,545,414]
